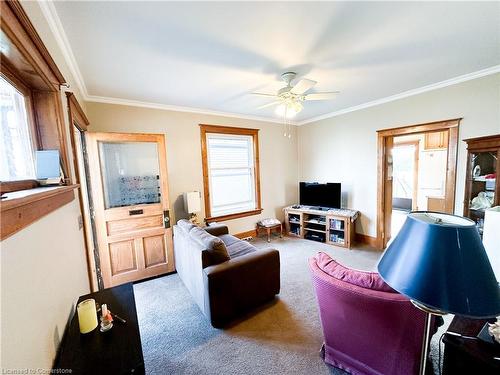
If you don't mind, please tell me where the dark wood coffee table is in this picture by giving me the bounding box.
[53,283,144,374]
[443,316,500,375]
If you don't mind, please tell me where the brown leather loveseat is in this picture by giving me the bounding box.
[173,219,280,327]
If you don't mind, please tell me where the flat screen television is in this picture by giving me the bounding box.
[299,182,341,209]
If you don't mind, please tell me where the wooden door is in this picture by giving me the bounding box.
[86,132,174,288]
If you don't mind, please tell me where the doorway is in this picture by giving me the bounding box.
[391,139,419,236]
[377,119,461,249]
[86,132,174,288]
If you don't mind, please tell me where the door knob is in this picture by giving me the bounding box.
[163,210,171,228]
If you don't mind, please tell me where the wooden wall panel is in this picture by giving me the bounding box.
[143,235,167,268]
[109,240,137,275]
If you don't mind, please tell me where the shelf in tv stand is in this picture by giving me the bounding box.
[284,205,359,249]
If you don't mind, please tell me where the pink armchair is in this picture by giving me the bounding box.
[309,252,437,375]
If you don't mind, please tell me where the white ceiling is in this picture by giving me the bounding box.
[50,1,500,124]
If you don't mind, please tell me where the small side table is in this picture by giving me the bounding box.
[53,283,144,374]
[443,316,500,375]
[256,221,283,242]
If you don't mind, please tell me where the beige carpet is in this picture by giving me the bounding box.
[133,236,447,374]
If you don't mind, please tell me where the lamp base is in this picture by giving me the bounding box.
[411,300,447,375]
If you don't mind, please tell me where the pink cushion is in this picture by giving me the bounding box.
[314,252,395,293]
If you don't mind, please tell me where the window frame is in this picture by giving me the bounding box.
[200,124,262,223]
[0,0,78,240]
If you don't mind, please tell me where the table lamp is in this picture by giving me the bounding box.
[378,211,500,375]
[183,191,201,225]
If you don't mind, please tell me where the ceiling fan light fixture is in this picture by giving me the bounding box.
[275,103,286,117]
[275,101,302,119]
[254,71,339,120]
[291,101,303,115]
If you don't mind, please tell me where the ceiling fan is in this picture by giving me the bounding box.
[252,72,339,118]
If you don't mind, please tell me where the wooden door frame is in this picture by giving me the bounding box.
[376,118,461,249]
[65,92,100,290]
[85,132,174,287]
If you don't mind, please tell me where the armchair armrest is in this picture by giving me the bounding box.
[203,248,280,327]
[204,224,229,237]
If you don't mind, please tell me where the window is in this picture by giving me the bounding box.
[200,125,262,221]
[0,76,36,181]
[1,0,78,239]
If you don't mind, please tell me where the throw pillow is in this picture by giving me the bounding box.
[314,252,395,293]
[190,227,230,264]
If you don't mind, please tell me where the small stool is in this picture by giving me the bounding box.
[256,220,283,243]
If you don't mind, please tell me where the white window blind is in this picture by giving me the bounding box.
[207,133,256,217]
[0,76,35,181]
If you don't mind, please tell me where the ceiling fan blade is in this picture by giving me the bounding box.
[251,92,277,97]
[257,101,281,109]
[291,78,317,94]
[304,92,340,101]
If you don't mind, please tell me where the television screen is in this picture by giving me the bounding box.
[299,182,341,209]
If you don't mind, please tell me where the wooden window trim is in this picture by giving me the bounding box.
[66,92,90,131]
[1,0,70,191]
[1,0,65,90]
[1,185,78,240]
[205,209,264,223]
[0,0,76,239]
[200,124,262,223]
[0,180,38,194]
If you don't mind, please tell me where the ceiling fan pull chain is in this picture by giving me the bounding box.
[283,106,288,137]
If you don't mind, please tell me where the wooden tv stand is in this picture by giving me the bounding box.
[284,205,359,249]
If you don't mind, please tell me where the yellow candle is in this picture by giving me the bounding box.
[77,298,98,334]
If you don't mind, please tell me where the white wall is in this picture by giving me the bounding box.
[298,73,500,237]
[1,202,89,369]
[1,1,90,370]
[86,103,299,234]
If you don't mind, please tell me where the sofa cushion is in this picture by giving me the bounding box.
[314,252,395,293]
[219,234,257,258]
[190,227,230,264]
[218,234,240,248]
[177,219,197,233]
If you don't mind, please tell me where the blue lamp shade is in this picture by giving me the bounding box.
[378,212,500,318]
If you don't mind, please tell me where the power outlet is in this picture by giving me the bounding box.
[78,215,84,230]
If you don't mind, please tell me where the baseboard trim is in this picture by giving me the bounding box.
[234,229,257,239]
[355,233,381,249]
[234,228,381,249]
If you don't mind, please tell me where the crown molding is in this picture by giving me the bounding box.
[298,65,500,125]
[38,0,89,98]
[86,95,297,125]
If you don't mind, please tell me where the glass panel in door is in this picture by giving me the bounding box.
[98,142,161,209]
